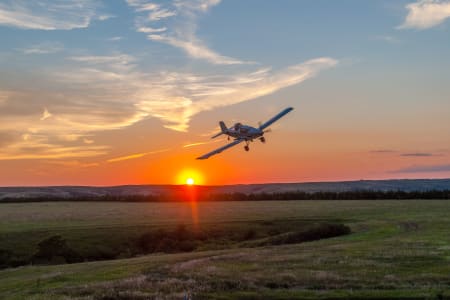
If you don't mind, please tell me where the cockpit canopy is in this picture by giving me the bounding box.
[234,122,242,130]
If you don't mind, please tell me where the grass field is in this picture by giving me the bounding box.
[0,200,449,299]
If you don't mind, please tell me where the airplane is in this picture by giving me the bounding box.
[196,107,294,160]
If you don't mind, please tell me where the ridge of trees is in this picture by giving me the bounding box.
[1,189,450,203]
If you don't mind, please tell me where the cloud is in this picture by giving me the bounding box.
[183,139,223,148]
[128,0,252,65]
[69,54,135,65]
[127,1,177,20]
[147,34,251,65]
[0,0,108,30]
[0,134,109,160]
[392,164,450,173]
[107,36,123,42]
[126,1,159,11]
[371,35,401,44]
[370,149,396,153]
[148,8,177,21]
[137,26,167,33]
[136,57,338,131]
[0,0,341,160]
[107,149,169,163]
[22,42,64,54]
[400,152,434,157]
[0,52,337,160]
[398,0,450,30]
[46,160,99,168]
[40,108,52,121]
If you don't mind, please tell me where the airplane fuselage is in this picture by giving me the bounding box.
[226,124,263,141]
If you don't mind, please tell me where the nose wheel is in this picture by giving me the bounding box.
[260,137,265,143]
[244,145,249,151]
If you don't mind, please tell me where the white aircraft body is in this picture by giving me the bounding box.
[197,107,293,160]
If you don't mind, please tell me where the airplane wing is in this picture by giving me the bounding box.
[258,107,294,131]
[196,139,244,160]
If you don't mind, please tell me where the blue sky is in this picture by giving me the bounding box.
[0,0,450,185]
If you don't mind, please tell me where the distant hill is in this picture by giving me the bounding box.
[1,179,450,200]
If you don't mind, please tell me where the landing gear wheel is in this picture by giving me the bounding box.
[244,145,249,151]
[260,137,266,143]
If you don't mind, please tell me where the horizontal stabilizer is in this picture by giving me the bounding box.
[211,132,223,139]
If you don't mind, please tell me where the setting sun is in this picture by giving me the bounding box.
[176,168,204,185]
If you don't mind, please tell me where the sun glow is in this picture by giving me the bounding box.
[176,168,204,185]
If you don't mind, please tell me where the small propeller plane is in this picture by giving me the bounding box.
[196,107,293,159]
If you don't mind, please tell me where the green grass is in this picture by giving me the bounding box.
[0,200,449,299]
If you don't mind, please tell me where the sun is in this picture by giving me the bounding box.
[176,168,204,185]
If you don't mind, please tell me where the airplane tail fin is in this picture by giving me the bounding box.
[211,121,228,139]
[219,121,227,133]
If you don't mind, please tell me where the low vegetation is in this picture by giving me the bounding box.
[0,221,351,268]
[0,200,448,299]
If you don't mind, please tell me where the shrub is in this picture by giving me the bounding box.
[264,223,351,246]
[0,249,12,268]
[32,235,82,264]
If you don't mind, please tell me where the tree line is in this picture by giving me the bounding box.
[1,189,450,203]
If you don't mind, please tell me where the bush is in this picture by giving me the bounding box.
[263,223,351,246]
[0,249,12,268]
[32,235,82,264]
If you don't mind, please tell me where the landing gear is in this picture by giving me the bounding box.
[260,137,265,143]
[244,145,249,151]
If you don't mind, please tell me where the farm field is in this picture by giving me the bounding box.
[0,200,449,299]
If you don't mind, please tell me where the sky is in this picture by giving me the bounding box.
[0,0,450,186]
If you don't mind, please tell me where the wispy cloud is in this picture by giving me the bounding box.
[48,54,337,132]
[107,149,169,163]
[69,54,135,65]
[0,0,108,30]
[392,164,450,173]
[400,152,434,157]
[148,8,177,21]
[40,108,52,121]
[183,139,223,148]
[45,160,100,168]
[147,34,250,65]
[0,1,339,160]
[370,149,397,154]
[22,42,64,54]
[137,26,167,33]
[371,35,401,44]
[0,52,337,160]
[128,0,251,65]
[0,134,109,160]
[107,36,123,42]
[136,57,338,131]
[398,0,450,30]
